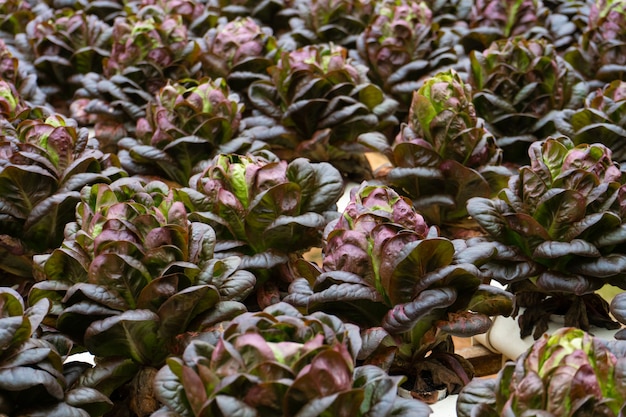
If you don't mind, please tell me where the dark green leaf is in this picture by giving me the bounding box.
[192,300,247,330]
[357,131,391,153]
[78,357,140,396]
[158,285,220,341]
[453,239,498,265]
[247,182,301,235]
[389,396,433,417]
[533,239,600,259]
[153,363,190,416]
[291,394,339,417]
[438,311,493,337]
[384,238,455,305]
[84,310,162,365]
[25,298,51,332]
[286,159,343,213]
[564,212,621,243]
[0,164,57,218]
[481,259,541,284]
[352,365,398,417]
[0,366,64,400]
[65,387,114,416]
[412,264,482,295]
[88,253,152,307]
[0,316,29,351]
[264,213,326,250]
[534,189,586,238]
[467,197,509,238]
[574,124,626,161]
[456,378,497,417]
[283,99,328,138]
[44,244,91,282]
[442,161,491,220]
[502,213,550,254]
[308,283,387,328]
[593,224,626,248]
[239,250,289,270]
[283,278,314,308]
[536,271,602,295]
[388,60,429,85]
[64,283,129,311]
[213,395,258,417]
[382,287,457,334]
[570,254,626,278]
[57,302,121,342]
[610,293,626,325]
[215,270,256,301]
[467,284,513,316]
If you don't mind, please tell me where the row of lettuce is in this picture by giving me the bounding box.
[4,84,626,416]
[2,0,626,416]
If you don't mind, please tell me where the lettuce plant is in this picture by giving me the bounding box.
[423,0,472,22]
[0,39,47,108]
[0,288,113,417]
[543,0,591,29]
[286,183,513,401]
[467,136,626,339]
[119,77,246,185]
[0,78,26,120]
[470,37,588,164]
[458,0,581,52]
[30,177,255,416]
[246,42,398,180]
[461,0,544,51]
[0,0,35,35]
[570,80,626,161]
[152,302,431,417]
[0,110,125,293]
[103,12,202,94]
[279,0,375,49]
[201,17,277,95]
[211,0,293,34]
[71,6,204,147]
[71,71,155,150]
[564,0,626,88]
[23,8,113,101]
[457,327,626,417]
[382,69,510,234]
[0,111,125,251]
[130,0,217,36]
[356,0,458,112]
[182,153,344,307]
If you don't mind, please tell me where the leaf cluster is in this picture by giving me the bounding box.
[245,42,398,180]
[286,183,513,400]
[467,136,626,337]
[181,153,344,281]
[382,69,510,230]
[152,302,431,417]
[0,288,113,417]
[0,108,126,294]
[356,0,459,112]
[571,80,626,161]
[457,327,626,417]
[119,77,246,185]
[470,37,588,163]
